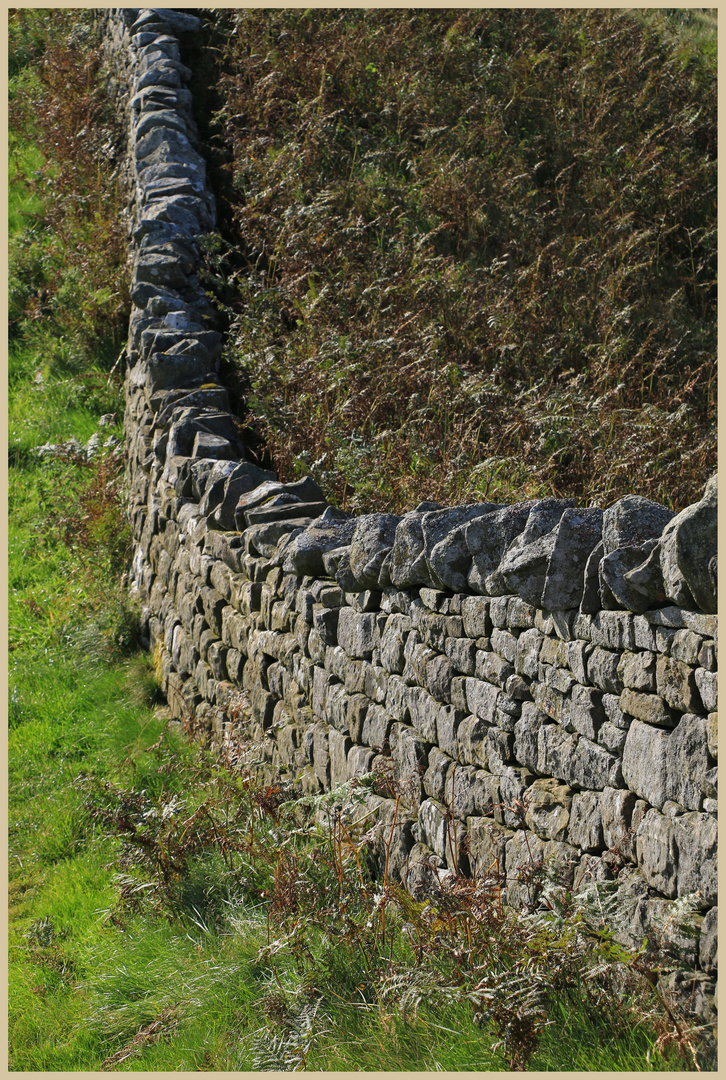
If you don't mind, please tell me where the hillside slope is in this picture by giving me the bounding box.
[197,8,716,515]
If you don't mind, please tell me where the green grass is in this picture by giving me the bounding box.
[7,10,714,1072]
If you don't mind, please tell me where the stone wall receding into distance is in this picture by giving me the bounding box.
[101,9,717,1013]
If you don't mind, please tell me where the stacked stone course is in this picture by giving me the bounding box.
[102,9,717,1019]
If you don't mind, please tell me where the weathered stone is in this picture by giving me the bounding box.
[465,502,534,593]
[568,791,603,851]
[348,513,400,590]
[619,688,679,728]
[699,906,717,973]
[513,703,551,773]
[464,677,499,724]
[674,811,717,905]
[694,668,717,712]
[539,508,604,611]
[622,719,670,809]
[460,596,491,639]
[456,714,490,766]
[493,530,557,607]
[422,747,453,802]
[427,503,500,591]
[660,474,717,613]
[506,830,579,910]
[562,684,606,741]
[706,712,717,759]
[602,495,675,555]
[280,508,356,577]
[665,714,708,811]
[467,817,512,880]
[537,723,579,787]
[523,778,572,841]
[389,512,429,589]
[599,787,637,851]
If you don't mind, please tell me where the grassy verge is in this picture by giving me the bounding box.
[7,10,714,1071]
[199,8,716,514]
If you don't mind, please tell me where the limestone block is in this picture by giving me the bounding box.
[282,509,357,577]
[422,747,454,803]
[468,817,512,880]
[706,712,717,759]
[621,719,670,809]
[505,830,579,911]
[620,688,679,728]
[407,686,439,743]
[514,627,544,679]
[391,724,429,806]
[674,811,717,905]
[361,703,393,750]
[563,684,606,741]
[389,512,429,589]
[425,653,454,703]
[523,778,572,842]
[457,715,490,767]
[617,650,656,692]
[568,791,603,851]
[514,703,551,773]
[599,787,637,851]
[379,613,410,674]
[436,704,463,759]
[460,595,491,639]
[347,744,376,779]
[694,668,717,712]
[329,728,352,788]
[465,677,499,723]
[465,502,535,593]
[337,607,379,659]
[597,721,627,754]
[444,635,477,675]
[660,473,717,613]
[348,512,400,589]
[699,906,717,973]
[664,714,708,811]
[536,723,579,787]
[656,654,702,714]
[312,722,331,788]
[635,809,678,898]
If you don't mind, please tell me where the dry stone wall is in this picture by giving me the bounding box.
[102,9,717,1015]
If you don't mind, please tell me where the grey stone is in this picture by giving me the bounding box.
[622,720,670,809]
[487,530,556,606]
[674,811,717,905]
[568,791,603,851]
[660,474,717,613]
[602,495,675,555]
[424,503,501,591]
[586,647,623,694]
[540,508,604,611]
[537,723,579,786]
[514,703,551,773]
[599,540,662,612]
[563,684,606,741]
[622,541,670,609]
[465,502,535,593]
[635,808,678,897]
[617,650,656,693]
[523,777,572,841]
[465,678,499,724]
[456,715,490,766]
[599,787,637,851]
[389,512,430,589]
[699,906,717,973]
[149,7,202,32]
[619,688,679,729]
[467,817,512,880]
[655,654,702,714]
[506,830,579,910]
[422,748,453,802]
[579,539,605,613]
[665,714,708,811]
[348,513,400,590]
[282,509,356,577]
[695,668,717,712]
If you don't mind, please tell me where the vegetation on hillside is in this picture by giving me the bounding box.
[199,8,716,514]
[8,9,716,1071]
